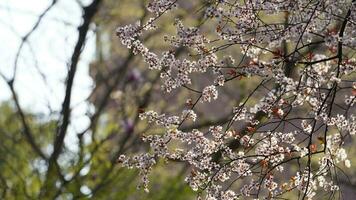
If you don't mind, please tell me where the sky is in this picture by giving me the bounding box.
[0,0,96,150]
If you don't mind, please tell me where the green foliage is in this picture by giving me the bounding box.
[0,100,196,199]
[0,102,54,199]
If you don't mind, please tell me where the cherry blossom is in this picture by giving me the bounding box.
[116,0,356,199]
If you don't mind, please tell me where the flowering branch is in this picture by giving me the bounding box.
[116,0,356,199]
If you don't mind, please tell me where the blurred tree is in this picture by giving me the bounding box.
[0,0,206,199]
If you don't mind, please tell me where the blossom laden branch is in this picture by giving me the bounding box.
[116,0,356,199]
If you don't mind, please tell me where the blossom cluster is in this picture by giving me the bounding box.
[116,0,356,199]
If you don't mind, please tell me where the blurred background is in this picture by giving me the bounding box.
[0,0,203,199]
[0,0,355,199]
